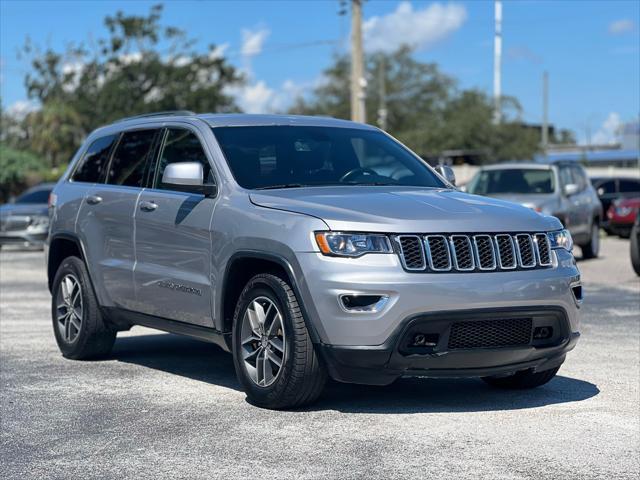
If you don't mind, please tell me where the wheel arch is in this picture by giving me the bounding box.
[220,251,321,344]
[48,232,88,293]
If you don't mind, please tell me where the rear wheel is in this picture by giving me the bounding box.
[232,273,326,409]
[482,366,560,389]
[580,221,600,259]
[51,256,116,359]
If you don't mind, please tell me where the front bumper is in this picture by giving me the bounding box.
[0,230,48,247]
[317,306,579,385]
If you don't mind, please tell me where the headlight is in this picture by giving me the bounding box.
[27,215,49,229]
[315,232,393,257]
[547,229,573,252]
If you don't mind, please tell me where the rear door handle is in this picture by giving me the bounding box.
[86,195,102,205]
[139,201,158,212]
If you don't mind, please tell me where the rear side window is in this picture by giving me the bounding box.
[595,180,616,195]
[107,130,158,187]
[71,134,118,183]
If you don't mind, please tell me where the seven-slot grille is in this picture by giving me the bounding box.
[448,317,533,349]
[394,233,553,273]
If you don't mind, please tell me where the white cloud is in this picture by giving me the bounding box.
[241,27,270,57]
[6,100,39,119]
[592,112,623,145]
[363,2,467,53]
[232,80,276,114]
[608,19,635,35]
[209,43,229,60]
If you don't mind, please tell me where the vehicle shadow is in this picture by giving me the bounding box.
[112,333,599,413]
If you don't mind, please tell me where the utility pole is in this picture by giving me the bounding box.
[377,55,387,130]
[542,71,549,152]
[351,0,366,123]
[493,0,502,124]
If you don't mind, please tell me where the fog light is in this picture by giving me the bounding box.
[533,326,553,340]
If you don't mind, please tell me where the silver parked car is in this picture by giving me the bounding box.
[466,162,602,259]
[47,112,582,409]
[0,183,54,249]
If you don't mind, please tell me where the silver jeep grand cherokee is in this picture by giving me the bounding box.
[47,112,582,409]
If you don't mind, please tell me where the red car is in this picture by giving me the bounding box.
[607,197,640,238]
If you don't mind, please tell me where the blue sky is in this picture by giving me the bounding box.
[1,0,638,144]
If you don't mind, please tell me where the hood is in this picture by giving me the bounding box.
[0,203,48,217]
[482,193,560,214]
[249,187,561,233]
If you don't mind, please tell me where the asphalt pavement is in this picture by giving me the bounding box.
[1,237,638,479]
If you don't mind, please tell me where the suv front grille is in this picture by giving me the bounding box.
[448,317,533,349]
[394,233,553,273]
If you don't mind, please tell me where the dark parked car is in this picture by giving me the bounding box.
[607,197,640,238]
[0,183,54,249]
[590,177,640,232]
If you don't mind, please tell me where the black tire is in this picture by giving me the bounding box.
[51,256,116,359]
[232,273,327,409]
[482,366,560,389]
[631,223,640,276]
[580,220,600,259]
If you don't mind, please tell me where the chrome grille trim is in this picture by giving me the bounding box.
[534,233,553,266]
[515,234,536,268]
[450,235,475,271]
[473,235,497,270]
[424,235,452,271]
[494,234,517,270]
[395,235,426,271]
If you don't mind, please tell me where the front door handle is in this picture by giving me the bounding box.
[139,201,158,212]
[86,195,102,205]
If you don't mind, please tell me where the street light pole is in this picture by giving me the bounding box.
[351,0,366,123]
[493,0,502,124]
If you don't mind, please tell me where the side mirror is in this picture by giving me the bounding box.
[162,162,216,196]
[435,164,456,186]
[563,183,579,197]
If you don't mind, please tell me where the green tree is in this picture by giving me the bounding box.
[19,4,243,159]
[291,48,547,162]
[0,144,46,201]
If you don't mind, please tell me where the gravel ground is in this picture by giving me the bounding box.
[1,237,639,479]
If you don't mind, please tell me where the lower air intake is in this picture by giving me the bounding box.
[448,318,533,349]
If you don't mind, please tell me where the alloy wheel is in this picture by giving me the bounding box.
[240,296,286,387]
[55,274,83,343]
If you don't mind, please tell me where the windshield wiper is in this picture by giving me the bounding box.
[254,183,306,190]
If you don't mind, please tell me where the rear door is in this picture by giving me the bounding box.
[78,128,160,310]
[133,127,217,327]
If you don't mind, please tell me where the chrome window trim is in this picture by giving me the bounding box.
[473,235,497,271]
[424,235,452,272]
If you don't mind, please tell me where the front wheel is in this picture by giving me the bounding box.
[580,221,600,259]
[232,273,326,409]
[630,223,640,276]
[482,366,560,389]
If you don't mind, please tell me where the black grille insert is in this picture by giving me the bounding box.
[397,235,425,270]
[448,317,533,349]
[425,235,451,271]
[534,233,552,266]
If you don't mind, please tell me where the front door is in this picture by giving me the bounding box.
[133,127,216,327]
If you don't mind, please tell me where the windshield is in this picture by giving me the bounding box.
[467,169,555,195]
[15,188,51,204]
[212,126,445,189]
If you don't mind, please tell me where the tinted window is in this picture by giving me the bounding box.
[595,180,616,196]
[467,169,555,195]
[619,179,640,193]
[71,134,118,183]
[154,129,213,189]
[570,166,587,191]
[213,126,445,189]
[107,130,158,187]
[15,188,51,204]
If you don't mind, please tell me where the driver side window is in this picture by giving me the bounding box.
[154,129,213,190]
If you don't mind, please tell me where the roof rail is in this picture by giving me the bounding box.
[113,110,197,123]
